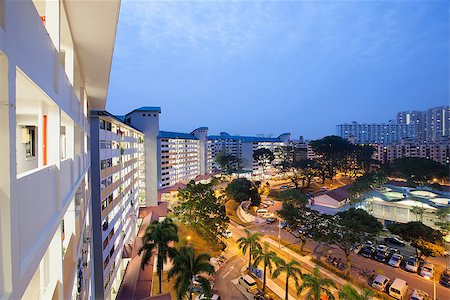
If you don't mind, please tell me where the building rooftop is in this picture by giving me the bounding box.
[126,106,161,115]
[159,131,198,140]
[323,184,354,202]
[208,132,283,143]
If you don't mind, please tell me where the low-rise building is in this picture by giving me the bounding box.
[374,141,450,165]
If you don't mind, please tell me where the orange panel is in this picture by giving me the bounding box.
[43,115,47,165]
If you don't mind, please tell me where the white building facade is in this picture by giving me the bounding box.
[0,1,120,299]
[374,142,450,165]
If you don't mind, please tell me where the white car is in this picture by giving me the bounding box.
[388,254,403,268]
[419,262,434,280]
[371,275,390,292]
[222,230,232,239]
[410,289,429,300]
[405,256,419,273]
[376,244,389,252]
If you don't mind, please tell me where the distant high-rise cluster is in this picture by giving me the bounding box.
[337,106,449,145]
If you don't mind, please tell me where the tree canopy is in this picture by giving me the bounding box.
[225,178,261,206]
[253,148,275,174]
[384,157,448,185]
[176,181,229,242]
[214,151,243,174]
[337,208,383,235]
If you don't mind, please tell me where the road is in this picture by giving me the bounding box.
[245,200,450,299]
[215,255,247,300]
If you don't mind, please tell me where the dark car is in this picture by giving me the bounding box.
[389,247,400,255]
[440,268,450,287]
[360,246,376,258]
[375,250,390,262]
[266,217,276,224]
[384,237,406,247]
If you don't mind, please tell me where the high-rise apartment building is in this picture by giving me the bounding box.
[336,122,416,144]
[0,1,120,299]
[396,106,449,143]
[90,111,145,300]
[159,131,200,188]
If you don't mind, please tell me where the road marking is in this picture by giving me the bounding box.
[222,264,235,278]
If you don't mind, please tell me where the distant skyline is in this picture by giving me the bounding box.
[107,0,449,139]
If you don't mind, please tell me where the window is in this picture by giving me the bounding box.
[106,121,112,131]
[101,200,108,210]
[22,126,36,158]
[100,120,105,130]
[101,159,107,170]
[103,237,108,249]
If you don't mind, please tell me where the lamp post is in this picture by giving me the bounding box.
[278,218,282,249]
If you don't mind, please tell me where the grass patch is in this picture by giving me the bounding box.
[311,258,390,300]
[267,235,310,256]
[151,271,176,298]
[175,222,222,257]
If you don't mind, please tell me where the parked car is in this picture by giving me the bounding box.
[360,246,376,258]
[388,278,408,299]
[410,289,429,300]
[260,203,269,208]
[307,230,318,238]
[351,243,363,254]
[364,240,375,247]
[371,275,390,291]
[278,221,287,229]
[264,200,274,206]
[195,294,221,300]
[388,254,403,268]
[266,217,276,224]
[280,185,291,189]
[405,256,419,273]
[256,208,269,216]
[389,247,401,255]
[238,275,258,293]
[376,244,389,252]
[419,262,434,280]
[254,291,273,300]
[375,250,390,262]
[222,230,232,239]
[439,267,450,287]
[385,237,406,247]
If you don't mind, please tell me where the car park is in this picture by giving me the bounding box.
[419,262,434,280]
[384,237,406,247]
[439,267,450,287]
[375,250,390,262]
[360,246,376,258]
[265,217,276,224]
[405,256,419,273]
[388,254,403,268]
[388,278,408,299]
[371,275,390,291]
[238,275,258,293]
[410,289,429,300]
[222,230,232,239]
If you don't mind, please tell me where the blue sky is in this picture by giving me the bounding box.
[107,0,449,139]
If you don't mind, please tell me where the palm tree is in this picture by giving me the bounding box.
[237,229,262,270]
[252,241,278,292]
[272,258,302,300]
[297,266,336,300]
[138,217,178,294]
[168,246,215,300]
[338,284,373,300]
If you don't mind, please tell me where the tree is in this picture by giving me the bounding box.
[338,284,373,300]
[353,144,377,173]
[434,207,450,233]
[384,157,448,185]
[138,218,179,294]
[316,209,382,275]
[297,266,336,300]
[168,247,215,300]
[387,221,445,258]
[297,159,319,188]
[272,258,303,300]
[410,206,426,222]
[252,241,278,292]
[237,229,262,270]
[225,178,261,206]
[310,136,354,181]
[176,181,229,243]
[253,148,275,175]
[276,146,305,188]
[214,150,243,174]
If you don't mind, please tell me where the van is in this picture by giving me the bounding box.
[389,278,408,299]
[256,209,269,216]
[238,275,258,293]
